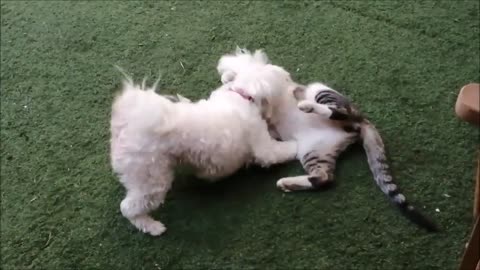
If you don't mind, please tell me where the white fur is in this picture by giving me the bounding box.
[110,66,298,236]
[217,47,270,84]
[218,49,354,192]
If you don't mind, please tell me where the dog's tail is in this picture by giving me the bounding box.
[111,66,176,134]
[114,65,162,92]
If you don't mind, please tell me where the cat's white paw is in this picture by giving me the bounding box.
[276,178,293,192]
[298,101,333,118]
[297,100,315,113]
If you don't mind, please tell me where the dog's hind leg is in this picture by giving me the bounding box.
[120,190,167,236]
[119,161,173,236]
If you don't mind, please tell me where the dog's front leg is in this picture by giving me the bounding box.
[252,127,297,167]
[267,123,282,141]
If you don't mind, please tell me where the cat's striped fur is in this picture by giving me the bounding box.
[289,84,438,232]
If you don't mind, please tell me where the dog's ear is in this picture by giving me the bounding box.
[221,71,236,84]
[253,49,270,64]
[292,85,306,100]
[261,97,273,121]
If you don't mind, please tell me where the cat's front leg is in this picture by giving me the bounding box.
[297,100,332,118]
[298,100,354,121]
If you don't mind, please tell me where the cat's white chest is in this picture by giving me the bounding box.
[277,110,332,139]
[276,109,350,155]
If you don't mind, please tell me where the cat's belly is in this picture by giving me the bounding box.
[277,112,341,139]
[276,113,350,156]
[294,128,350,155]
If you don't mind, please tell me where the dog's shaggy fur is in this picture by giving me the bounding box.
[110,64,297,236]
[216,48,298,140]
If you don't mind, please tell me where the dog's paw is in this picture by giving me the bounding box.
[297,100,315,113]
[145,221,166,236]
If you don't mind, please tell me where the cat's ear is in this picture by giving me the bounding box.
[292,85,306,100]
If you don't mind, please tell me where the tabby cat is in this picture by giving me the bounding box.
[274,82,438,232]
[215,48,438,232]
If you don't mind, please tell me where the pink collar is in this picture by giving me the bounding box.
[228,87,254,102]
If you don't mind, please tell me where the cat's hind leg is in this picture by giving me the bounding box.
[276,137,356,192]
[276,175,330,192]
[276,149,336,192]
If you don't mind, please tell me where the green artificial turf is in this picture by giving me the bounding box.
[1,1,479,269]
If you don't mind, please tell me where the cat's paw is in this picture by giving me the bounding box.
[277,177,306,192]
[277,176,321,192]
[276,178,293,192]
[297,100,315,113]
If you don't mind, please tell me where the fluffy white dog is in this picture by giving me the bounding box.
[110,63,297,236]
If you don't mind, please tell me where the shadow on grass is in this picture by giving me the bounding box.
[146,163,296,243]
[103,143,366,248]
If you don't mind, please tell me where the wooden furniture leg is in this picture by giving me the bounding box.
[455,83,480,126]
[475,156,480,219]
[456,83,479,270]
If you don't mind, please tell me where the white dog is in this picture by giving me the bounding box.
[110,64,297,236]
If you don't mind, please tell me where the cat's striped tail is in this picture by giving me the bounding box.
[359,120,439,232]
